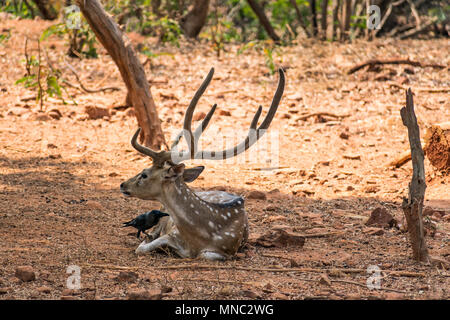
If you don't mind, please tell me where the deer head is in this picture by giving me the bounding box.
[120,67,285,260]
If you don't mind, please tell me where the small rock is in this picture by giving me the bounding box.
[319,274,332,286]
[268,188,280,195]
[85,106,110,120]
[242,290,259,299]
[423,206,446,218]
[292,187,315,196]
[365,207,397,228]
[363,186,379,193]
[247,190,266,200]
[15,266,36,282]
[37,286,52,294]
[61,288,80,296]
[161,286,173,294]
[218,286,233,296]
[127,289,150,300]
[218,109,231,116]
[403,67,415,75]
[7,107,28,116]
[115,271,138,283]
[346,186,354,191]
[85,200,104,211]
[254,229,305,248]
[33,113,51,121]
[148,289,163,300]
[272,292,288,299]
[48,109,62,120]
[127,288,162,300]
[339,132,350,140]
[75,114,89,121]
[193,111,206,121]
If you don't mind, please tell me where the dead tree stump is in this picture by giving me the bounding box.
[424,122,450,174]
[76,0,166,149]
[400,89,429,263]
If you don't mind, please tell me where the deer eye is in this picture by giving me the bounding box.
[141,173,148,179]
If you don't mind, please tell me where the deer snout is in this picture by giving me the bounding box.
[120,182,131,197]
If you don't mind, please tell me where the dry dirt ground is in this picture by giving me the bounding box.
[0,16,449,300]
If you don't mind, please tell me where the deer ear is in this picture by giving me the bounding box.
[164,163,185,180]
[183,166,205,183]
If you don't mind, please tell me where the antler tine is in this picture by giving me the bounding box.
[193,67,285,160]
[258,68,285,130]
[194,103,217,141]
[183,68,215,158]
[170,103,217,151]
[250,105,263,130]
[131,128,161,160]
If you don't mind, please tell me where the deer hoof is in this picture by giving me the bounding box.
[135,244,147,255]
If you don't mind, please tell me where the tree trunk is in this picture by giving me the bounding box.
[75,0,166,149]
[247,0,281,42]
[179,0,210,38]
[331,0,341,40]
[341,0,352,39]
[289,0,311,37]
[400,89,429,263]
[31,0,58,20]
[321,0,328,39]
[310,0,318,36]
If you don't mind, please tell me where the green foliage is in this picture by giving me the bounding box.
[238,40,278,75]
[140,45,174,68]
[0,28,11,45]
[0,0,37,19]
[146,15,182,45]
[41,16,98,59]
[350,14,367,30]
[428,5,448,23]
[15,40,74,110]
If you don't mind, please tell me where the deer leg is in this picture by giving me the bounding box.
[135,233,190,258]
[199,250,226,261]
[135,234,172,254]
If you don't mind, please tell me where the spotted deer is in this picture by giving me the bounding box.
[120,68,285,260]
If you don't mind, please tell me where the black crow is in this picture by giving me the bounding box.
[122,210,169,239]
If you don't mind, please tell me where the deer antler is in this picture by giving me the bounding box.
[130,67,285,164]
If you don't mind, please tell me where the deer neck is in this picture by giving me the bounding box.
[159,180,211,229]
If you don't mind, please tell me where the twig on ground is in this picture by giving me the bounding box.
[388,143,426,168]
[348,58,446,74]
[171,278,256,286]
[297,112,350,121]
[388,83,450,93]
[157,264,426,277]
[65,62,120,93]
